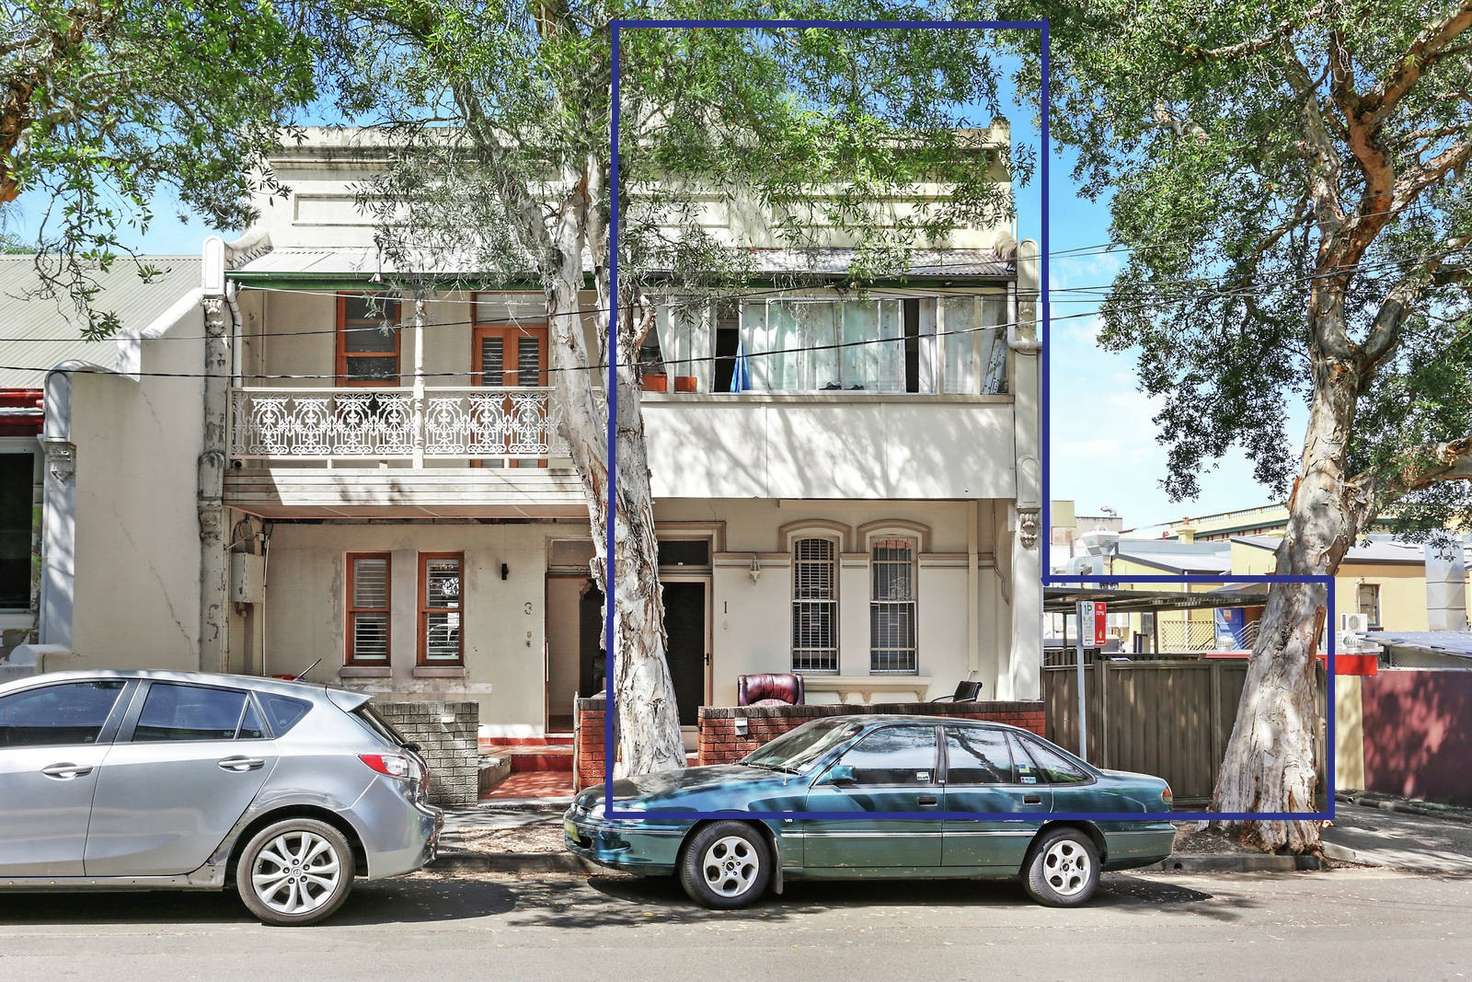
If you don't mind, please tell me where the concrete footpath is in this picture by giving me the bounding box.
[1324,801,1472,872]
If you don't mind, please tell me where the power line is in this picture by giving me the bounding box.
[2,306,1074,381]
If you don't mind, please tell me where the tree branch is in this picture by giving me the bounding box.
[1363,0,1472,126]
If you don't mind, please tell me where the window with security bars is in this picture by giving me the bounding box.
[419,553,464,665]
[791,537,838,672]
[870,537,917,673]
[346,554,391,665]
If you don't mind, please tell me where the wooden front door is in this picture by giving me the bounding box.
[472,322,549,467]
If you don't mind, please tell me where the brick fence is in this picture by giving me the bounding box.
[572,696,1044,788]
[573,695,608,792]
[697,701,1046,765]
[377,700,480,807]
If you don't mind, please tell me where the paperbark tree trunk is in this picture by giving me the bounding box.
[1211,324,1366,852]
[542,201,684,778]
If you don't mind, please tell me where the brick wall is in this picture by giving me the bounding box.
[573,695,610,792]
[698,702,1046,765]
[376,700,479,807]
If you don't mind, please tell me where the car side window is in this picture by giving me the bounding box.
[944,726,1014,784]
[1012,733,1091,785]
[0,680,127,748]
[238,699,267,740]
[259,693,312,735]
[836,725,938,785]
[132,683,250,742]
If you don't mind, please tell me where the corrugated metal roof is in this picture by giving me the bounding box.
[1114,537,1232,574]
[0,255,201,388]
[1233,533,1430,564]
[230,245,1014,281]
[1367,631,1472,658]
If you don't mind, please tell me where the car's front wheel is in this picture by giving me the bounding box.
[1022,827,1101,907]
[679,822,772,909]
[236,818,356,926]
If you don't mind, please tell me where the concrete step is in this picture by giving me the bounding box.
[490,744,574,773]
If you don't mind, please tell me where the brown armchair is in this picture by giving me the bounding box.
[737,672,806,707]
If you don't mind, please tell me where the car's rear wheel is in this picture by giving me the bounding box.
[679,822,772,909]
[1022,827,1100,907]
[236,818,355,926]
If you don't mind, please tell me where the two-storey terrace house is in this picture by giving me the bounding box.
[22,127,1043,741]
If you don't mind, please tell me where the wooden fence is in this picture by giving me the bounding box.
[1043,659,1326,804]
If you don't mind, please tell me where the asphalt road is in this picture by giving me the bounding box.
[1,868,1468,981]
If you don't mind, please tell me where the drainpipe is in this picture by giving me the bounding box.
[198,237,232,673]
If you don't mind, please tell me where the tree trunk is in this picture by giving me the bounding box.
[1211,340,1365,852]
[543,249,684,778]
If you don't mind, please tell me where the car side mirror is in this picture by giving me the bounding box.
[823,764,856,786]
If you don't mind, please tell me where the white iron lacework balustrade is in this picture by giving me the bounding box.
[231,387,558,462]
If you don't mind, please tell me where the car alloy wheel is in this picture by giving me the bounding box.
[1022,827,1101,907]
[253,830,343,915]
[1041,839,1091,898]
[678,821,773,909]
[236,817,356,926]
[702,835,760,899]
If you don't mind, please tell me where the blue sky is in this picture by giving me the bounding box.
[3,38,1295,535]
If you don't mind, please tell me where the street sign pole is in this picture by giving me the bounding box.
[1075,600,1089,759]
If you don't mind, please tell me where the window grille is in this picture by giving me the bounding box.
[792,537,838,672]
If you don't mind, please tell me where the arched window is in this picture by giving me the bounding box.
[792,537,839,673]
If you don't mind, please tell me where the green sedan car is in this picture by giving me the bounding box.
[564,715,1175,908]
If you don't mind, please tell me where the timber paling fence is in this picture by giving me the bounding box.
[1043,659,1327,804]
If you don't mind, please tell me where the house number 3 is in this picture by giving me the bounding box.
[524,602,534,616]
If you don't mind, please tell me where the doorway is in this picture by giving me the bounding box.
[661,581,708,727]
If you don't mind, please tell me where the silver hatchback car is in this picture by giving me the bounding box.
[0,670,442,925]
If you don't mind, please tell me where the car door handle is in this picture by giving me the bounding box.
[41,762,93,780]
[217,756,265,772]
[917,794,940,807]
[1023,794,1043,805]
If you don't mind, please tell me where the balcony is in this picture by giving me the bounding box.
[231,386,563,464]
[225,386,585,518]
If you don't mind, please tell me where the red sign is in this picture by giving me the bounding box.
[1078,601,1108,647]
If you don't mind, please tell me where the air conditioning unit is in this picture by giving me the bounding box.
[1340,612,1369,634]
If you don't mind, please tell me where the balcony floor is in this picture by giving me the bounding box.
[224,465,588,519]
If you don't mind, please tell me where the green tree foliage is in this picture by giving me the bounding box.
[0,0,326,336]
[1016,0,1472,848]
[326,2,1028,771]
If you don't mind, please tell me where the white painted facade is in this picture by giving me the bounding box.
[24,128,1044,738]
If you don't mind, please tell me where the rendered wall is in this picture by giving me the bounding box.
[65,307,206,671]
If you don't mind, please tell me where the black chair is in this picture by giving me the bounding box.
[931,680,983,702]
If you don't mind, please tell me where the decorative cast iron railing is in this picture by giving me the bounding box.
[230,387,561,463]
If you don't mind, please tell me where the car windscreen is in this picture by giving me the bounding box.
[741,717,866,773]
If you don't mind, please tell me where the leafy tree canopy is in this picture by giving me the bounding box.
[1015,0,1472,541]
[1,0,328,336]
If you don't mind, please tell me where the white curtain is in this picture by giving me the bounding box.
[841,300,904,391]
[654,301,713,390]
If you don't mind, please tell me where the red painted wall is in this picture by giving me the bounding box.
[1361,669,1472,807]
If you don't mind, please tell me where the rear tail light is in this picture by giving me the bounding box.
[360,753,414,780]
[1161,784,1174,808]
[418,758,431,798]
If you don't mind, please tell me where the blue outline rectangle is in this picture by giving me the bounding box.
[604,18,1334,826]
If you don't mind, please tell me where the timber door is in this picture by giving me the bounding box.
[472,320,549,467]
[661,581,708,727]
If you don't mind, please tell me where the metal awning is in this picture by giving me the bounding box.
[1044,585,1270,613]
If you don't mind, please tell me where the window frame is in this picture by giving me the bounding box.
[1358,582,1382,629]
[345,552,393,666]
[0,678,133,749]
[121,681,269,744]
[417,551,466,667]
[1009,732,1098,787]
[820,722,941,788]
[868,534,920,675]
[0,442,38,616]
[790,534,841,674]
[941,724,1018,787]
[335,292,402,386]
